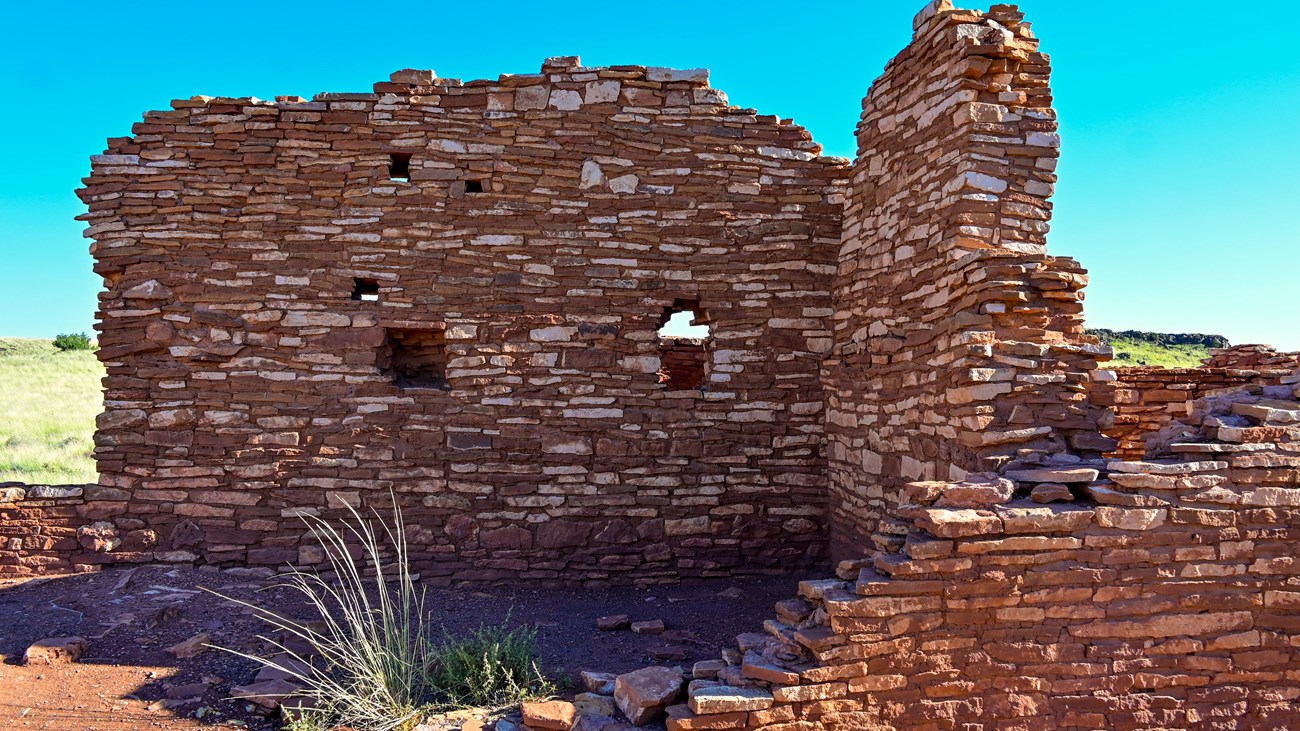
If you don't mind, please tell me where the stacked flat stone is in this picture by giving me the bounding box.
[1097,361,1300,457]
[25,56,850,581]
[820,0,1115,559]
[7,2,1300,729]
[669,373,1300,730]
[1203,344,1300,371]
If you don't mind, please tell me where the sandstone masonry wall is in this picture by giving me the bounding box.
[671,371,1300,729]
[823,0,1108,558]
[653,4,1300,730]
[23,59,850,581]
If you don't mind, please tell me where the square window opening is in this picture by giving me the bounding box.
[465,179,485,194]
[389,153,412,182]
[352,278,380,302]
[381,328,449,391]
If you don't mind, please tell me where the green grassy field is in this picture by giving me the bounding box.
[1103,337,1213,368]
[0,338,104,484]
[1088,328,1225,369]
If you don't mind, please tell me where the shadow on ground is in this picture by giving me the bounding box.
[0,565,819,730]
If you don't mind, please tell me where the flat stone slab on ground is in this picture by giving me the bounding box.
[24,636,88,665]
[522,699,577,730]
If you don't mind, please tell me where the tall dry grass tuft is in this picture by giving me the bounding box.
[211,500,555,731]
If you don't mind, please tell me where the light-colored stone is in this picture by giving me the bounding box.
[614,666,682,725]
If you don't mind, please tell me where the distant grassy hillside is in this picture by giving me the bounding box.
[1088,329,1229,369]
[0,338,104,484]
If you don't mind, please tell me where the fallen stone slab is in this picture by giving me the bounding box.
[596,614,630,631]
[1004,467,1100,484]
[164,681,211,699]
[574,692,617,718]
[167,632,211,659]
[934,476,1016,508]
[692,659,727,679]
[631,619,665,634]
[522,699,577,730]
[688,685,774,714]
[1232,399,1300,424]
[1030,483,1074,503]
[614,666,683,725]
[579,670,617,695]
[649,645,688,661]
[231,678,300,712]
[24,636,88,665]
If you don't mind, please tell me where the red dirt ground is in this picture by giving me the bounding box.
[0,566,817,730]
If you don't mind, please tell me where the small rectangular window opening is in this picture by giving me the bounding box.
[389,153,412,182]
[381,328,449,391]
[464,179,485,194]
[352,278,380,302]
[657,300,710,390]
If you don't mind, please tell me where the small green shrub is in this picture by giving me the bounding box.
[52,332,95,351]
[427,618,557,710]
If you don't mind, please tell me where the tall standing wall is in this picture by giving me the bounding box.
[4,60,851,581]
[824,0,1109,557]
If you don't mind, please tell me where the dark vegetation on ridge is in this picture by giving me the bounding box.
[1087,329,1230,368]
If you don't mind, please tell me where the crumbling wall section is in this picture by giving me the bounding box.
[1104,362,1295,459]
[671,386,1300,730]
[823,0,1108,558]
[58,59,850,582]
[1204,344,1300,371]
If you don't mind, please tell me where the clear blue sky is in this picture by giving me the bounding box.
[2,1,1296,349]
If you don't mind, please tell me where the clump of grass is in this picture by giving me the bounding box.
[210,501,555,731]
[427,618,557,710]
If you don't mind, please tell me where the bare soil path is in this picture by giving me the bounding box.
[0,566,817,730]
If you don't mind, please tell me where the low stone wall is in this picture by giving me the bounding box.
[0,484,134,575]
[1104,366,1292,459]
[0,479,829,581]
[1204,345,1300,371]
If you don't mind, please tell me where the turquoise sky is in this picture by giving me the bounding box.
[2,1,1296,348]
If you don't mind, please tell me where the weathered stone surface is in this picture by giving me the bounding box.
[3,8,1300,731]
[597,615,630,631]
[166,632,210,659]
[688,686,773,715]
[914,509,1002,538]
[522,700,577,730]
[614,666,683,725]
[1003,468,1100,484]
[76,521,121,552]
[933,477,1015,508]
[573,693,617,719]
[23,637,88,665]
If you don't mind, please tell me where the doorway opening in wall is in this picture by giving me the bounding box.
[380,328,449,390]
[656,300,710,390]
